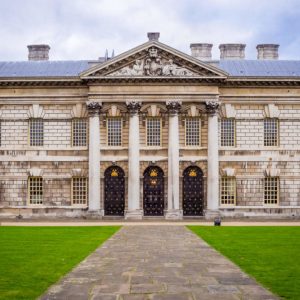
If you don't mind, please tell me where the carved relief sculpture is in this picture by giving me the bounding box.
[109,47,196,77]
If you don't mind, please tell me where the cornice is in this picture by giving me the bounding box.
[1,75,300,87]
[0,77,83,87]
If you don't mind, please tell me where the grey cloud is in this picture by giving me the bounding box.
[0,0,299,61]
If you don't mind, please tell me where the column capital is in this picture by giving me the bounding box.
[86,101,102,116]
[205,101,220,115]
[166,100,182,115]
[126,101,142,115]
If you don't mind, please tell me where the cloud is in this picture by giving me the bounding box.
[0,0,299,60]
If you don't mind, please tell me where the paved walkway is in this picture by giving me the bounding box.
[40,226,277,300]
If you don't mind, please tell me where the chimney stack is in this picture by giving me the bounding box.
[27,44,50,61]
[256,44,279,60]
[147,32,160,41]
[190,43,213,60]
[219,43,246,59]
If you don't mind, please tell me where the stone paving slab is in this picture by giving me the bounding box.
[39,226,278,300]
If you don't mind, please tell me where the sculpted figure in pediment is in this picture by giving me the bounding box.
[162,59,193,76]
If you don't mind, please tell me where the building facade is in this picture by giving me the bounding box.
[1,33,300,219]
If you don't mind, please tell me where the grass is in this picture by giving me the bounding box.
[0,226,120,300]
[188,226,300,299]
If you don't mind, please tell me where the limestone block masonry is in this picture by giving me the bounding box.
[1,33,300,219]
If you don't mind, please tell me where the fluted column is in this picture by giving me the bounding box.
[166,100,182,220]
[86,101,102,212]
[206,101,220,216]
[125,101,143,220]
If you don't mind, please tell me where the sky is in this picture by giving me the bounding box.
[0,0,300,61]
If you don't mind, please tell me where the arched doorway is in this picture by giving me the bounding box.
[104,166,125,216]
[143,166,164,216]
[183,166,204,216]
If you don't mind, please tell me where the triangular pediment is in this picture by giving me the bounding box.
[80,41,228,80]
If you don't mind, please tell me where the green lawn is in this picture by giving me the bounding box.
[0,226,120,300]
[188,226,300,300]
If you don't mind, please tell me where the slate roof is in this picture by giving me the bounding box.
[215,60,300,77]
[1,59,300,78]
[0,61,91,77]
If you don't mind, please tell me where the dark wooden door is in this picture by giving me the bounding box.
[143,166,164,216]
[104,166,125,216]
[183,166,204,216]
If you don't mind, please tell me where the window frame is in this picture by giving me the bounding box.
[72,118,87,147]
[106,117,123,147]
[264,118,279,147]
[264,176,279,205]
[220,118,236,147]
[184,117,201,147]
[28,176,43,205]
[146,117,162,147]
[71,177,88,206]
[29,118,44,146]
[220,176,236,206]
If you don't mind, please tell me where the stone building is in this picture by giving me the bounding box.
[0,32,300,219]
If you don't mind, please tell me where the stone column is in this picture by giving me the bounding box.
[166,100,182,220]
[125,101,143,220]
[86,101,102,213]
[205,101,220,217]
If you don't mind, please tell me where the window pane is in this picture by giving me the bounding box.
[264,119,278,146]
[220,177,236,205]
[29,177,43,204]
[147,118,161,146]
[30,119,44,146]
[264,177,279,204]
[185,118,200,146]
[72,119,87,146]
[72,177,87,205]
[221,119,235,147]
[107,118,122,146]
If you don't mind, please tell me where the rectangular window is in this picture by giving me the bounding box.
[72,118,87,146]
[220,177,236,205]
[29,119,44,146]
[264,118,278,146]
[72,177,88,205]
[264,177,279,205]
[221,118,235,147]
[146,118,161,146]
[185,118,200,146]
[28,177,43,204]
[107,118,122,146]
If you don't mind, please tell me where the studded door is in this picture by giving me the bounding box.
[143,166,164,216]
[183,166,204,216]
[104,166,125,216]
